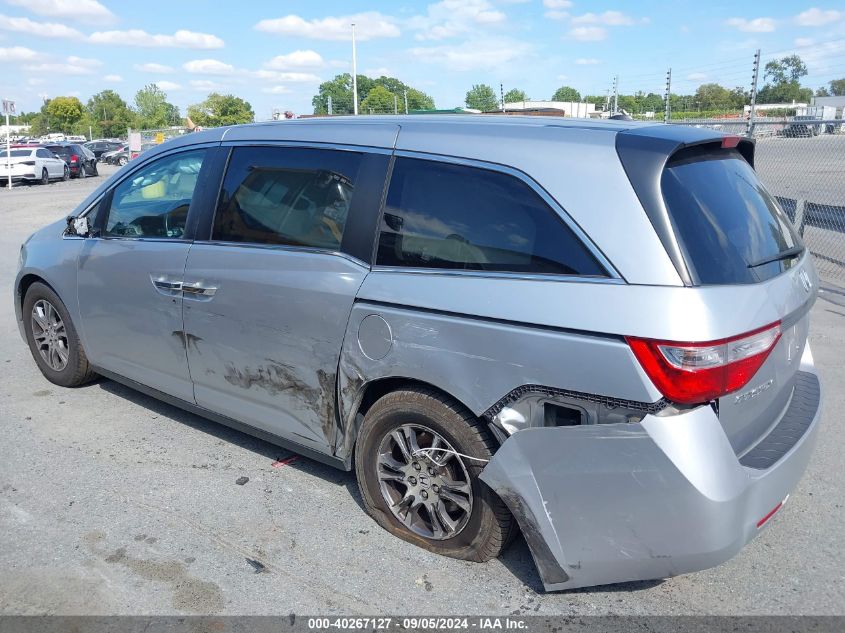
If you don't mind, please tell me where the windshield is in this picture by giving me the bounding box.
[662,150,802,285]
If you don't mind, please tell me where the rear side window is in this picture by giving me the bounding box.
[662,150,801,284]
[212,146,362,251]
[376,158,607,276]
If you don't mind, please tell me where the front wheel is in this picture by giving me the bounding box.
[23,282,97,387]
[117,156,128,166]
[355,388,514,562]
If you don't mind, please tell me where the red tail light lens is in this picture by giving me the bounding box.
[70,154,78,163]
[627,322,781,404]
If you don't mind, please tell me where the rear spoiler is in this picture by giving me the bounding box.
[615,127,755,286]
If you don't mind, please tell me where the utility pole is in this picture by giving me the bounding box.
[351,23,358,115]
[394,94,398,115]
[747,49,761,137]
[327,95,333,116]
[403,89,408,114]
[612,75,618,115]
[663,68,672,124]
[500,83,505,112]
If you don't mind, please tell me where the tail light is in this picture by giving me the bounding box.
[21,160,35,165]
[70,155,78,163]
[627,321,781,404]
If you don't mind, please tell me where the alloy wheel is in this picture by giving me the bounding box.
[376,423,473,540]
[31,299,69,371]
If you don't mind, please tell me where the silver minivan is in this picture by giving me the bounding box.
[14,116,822,591]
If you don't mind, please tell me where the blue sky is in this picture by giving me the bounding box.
[1,0,844,119]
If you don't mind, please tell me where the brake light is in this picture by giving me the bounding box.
[70,154,78,163]
[721,135,741,148]
[627,321,781,404]
[21,160,35,165]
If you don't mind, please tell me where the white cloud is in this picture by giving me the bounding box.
[794,8,843,26]
[0,14,83,38]
[134,62,175,73]
[103,74,122,82]
[408,0,506,41]
[795,37,815,47]
[261,85,292,95]
[255,12,400,41]
[6,0,114,23]
[189,79,227,91]
[556,74,568,80]
[409,38,531,71]
[154,81,182,91]
[568,26,607,41]
[264,50,325,70]
[687,72,707,81]
[571,11,637,26]
[0,45,40,61]
[183,59,234,75]
[249,69,321,83]
[25,55,102,75]
[725,17,776,32]
[543,0,573,7]
[89,29,224,49]
[574,57,600,65]
[545,11,569,20]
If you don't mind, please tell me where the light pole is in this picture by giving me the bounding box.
[351,23,358,115]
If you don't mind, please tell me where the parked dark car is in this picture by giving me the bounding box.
[43,143,98,178]
[85,140,123,159]
[102,144,129,165]
[110,142,155,167]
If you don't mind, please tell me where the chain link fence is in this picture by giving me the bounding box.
[672,118,845,285]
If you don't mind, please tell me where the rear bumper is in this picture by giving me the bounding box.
[480,345,821,591]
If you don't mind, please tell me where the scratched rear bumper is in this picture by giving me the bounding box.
[480,347,821,591]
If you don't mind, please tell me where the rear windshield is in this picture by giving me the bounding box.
[5,150,32,157]
[661,150,802,284]
[47,146,71,158]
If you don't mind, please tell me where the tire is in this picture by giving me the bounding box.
[355,387,514,563]
[40,168,49,185]
[118,156,128,166]
[62,165,69,181]
[23,282,97,388]
[92,162,99,176]
[78,163,86,179]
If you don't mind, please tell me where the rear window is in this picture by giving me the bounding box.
[662,150,802,284]
[6,150,32,157]
[47,146,71,158]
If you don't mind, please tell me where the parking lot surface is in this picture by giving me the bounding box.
[0,165,843,615]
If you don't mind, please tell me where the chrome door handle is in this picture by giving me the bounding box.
[150,275,183,296]
[182,282,217,299]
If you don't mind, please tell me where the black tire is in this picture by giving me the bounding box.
[23,282,97,388]
[62,165,69,181]
[92,162,99,176]
[78,163,86,179]
[355,387,514,562]
[118,156,128,166]
[40,168,49,185]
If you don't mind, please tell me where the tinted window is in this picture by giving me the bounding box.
[212,146,362,250]
[35,149,50,158]
[376,158,607,276]
[10,149,34,157]
[46,145,70,160]
[104,149,206,239]
[662,150,801,284]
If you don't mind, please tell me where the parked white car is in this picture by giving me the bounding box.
[1,147,69,185]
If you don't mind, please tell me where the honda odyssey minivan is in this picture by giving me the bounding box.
[14,116,821,591]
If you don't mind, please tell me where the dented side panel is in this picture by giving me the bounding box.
[335,301,661,463]
[182,244,368,452]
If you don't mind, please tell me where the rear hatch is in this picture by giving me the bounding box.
[619,129,816,456]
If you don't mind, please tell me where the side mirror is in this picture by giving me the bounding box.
[66,215,94,237]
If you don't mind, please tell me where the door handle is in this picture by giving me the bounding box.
[150,275,182,296]
[182,281,217,299]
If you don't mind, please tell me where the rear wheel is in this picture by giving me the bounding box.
[118,156,128,166]
[62,165,69,181]
[77,163,86,179]
[92,162,99,176]
[355,388,514,562]
[23,282,97,387]
[40,168,49,185]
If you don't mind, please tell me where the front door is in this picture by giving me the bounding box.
[182,145,383,452]
[77,148,209,401]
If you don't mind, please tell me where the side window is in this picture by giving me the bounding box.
[212,146,362,250]
[104,149,206,239]
[376,158,608,276]
[36,149,50,158]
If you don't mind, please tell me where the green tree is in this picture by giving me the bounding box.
[764,55,807,85]
[360,85,396,113]
[816,86,831,97]
[551,86,581,102]
[45,96,84,132]
[311,73,434,115]
[503,88,528,103]
[88,90,135,138]
[135,84,181,129]
[693,83,733,110]
[758,55,812,104]
[829,78,845,96]
[187,93,254,127]
[465,84,498,111]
